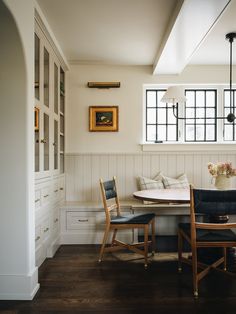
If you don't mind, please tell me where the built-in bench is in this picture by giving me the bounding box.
[60,200,190,247]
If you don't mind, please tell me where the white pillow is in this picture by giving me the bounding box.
[137,175,164,191]
[137,174,164,204]
[162,173,189,189]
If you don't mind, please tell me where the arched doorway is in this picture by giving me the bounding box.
[0,0,39,300]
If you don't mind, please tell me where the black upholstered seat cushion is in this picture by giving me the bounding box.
[179,223,236,242]
[111,213,155,224]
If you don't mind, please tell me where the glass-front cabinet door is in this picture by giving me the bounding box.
[54,119,58,170]
[34,34,40,100]
[43,112,50,171]
[35,107,40,172]
[34,28,65,177]
[60,67,65,174]
[44,47,49,108]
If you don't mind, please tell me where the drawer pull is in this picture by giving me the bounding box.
[40,138,47,144]
[54,218,59,223]
[54,189,58,193]
[35,198,40,203]
[60,187,64,191]
[43,194,49,198]
[78,219,88,222]
[35,236,40,241]
[44,227,49,233]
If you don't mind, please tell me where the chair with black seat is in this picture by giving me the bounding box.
[99,176,156,268]
[178,185,236,297]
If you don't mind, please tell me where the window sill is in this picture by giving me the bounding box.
[141,142,236,152]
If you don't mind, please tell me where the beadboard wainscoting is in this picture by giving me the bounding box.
[65,151,236,202]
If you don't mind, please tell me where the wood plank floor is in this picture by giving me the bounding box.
[1,245,236,313]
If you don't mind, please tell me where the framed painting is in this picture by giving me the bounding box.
[89,106,119,132]
[34,107,39,131]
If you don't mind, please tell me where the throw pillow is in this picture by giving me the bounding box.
[137,175,164,191]
[162,173,189,189]
[137,175,164,204]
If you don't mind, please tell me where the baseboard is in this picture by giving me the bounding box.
[47,236,60,257]
[0,267,39,300]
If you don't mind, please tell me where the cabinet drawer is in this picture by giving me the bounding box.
[59,178,65,200]
[53,209,60,230]
[41,186,51,206]
[35,225,41,248]
[52,181,60,202]
[66,211,104,230]
[35,189,41,210]
[42,217,50,241]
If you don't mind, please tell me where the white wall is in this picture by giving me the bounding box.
[0,0,38,300]
[67,64,234,153]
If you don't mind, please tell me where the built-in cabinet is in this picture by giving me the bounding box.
[34,16,67,266]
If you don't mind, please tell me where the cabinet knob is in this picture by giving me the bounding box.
[35,236,40,241]
[40,139,47,144]
[43,194,49,198]
[54,218,59,223]
[44,227,49,233]
[35,198,40,203]
[60,187,64,191]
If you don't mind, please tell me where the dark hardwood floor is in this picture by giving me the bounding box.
[1,245,236,313]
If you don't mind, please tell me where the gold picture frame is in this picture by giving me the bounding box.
[34,107,39,131]
[89,106,119,132]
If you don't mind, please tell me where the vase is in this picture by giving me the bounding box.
[214,175,231,190]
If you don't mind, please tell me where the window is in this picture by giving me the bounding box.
[145,86,234,143]
[185,90,217,142]
[146,90,178,142]
[224,89,236,141]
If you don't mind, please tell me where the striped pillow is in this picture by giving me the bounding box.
[162,173,189,189]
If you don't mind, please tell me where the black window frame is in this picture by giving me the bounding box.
[223,89,236,141]
[184,89,217,142]
[146,89,179,142]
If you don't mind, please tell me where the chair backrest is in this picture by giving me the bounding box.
[192,187,236,216]
[190,186,236,237]
[100,176,121,223]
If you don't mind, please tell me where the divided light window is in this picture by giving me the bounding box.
[146,90,178,142]
[185,90,217,142]
[224,89,236,141]
[145,89,217,143]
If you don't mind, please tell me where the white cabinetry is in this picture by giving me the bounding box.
[34,15,67,267]
[60,202,133,244]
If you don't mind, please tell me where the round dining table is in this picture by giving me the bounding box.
[133,188,190,204]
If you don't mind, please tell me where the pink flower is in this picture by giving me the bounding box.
[207,162,236,178]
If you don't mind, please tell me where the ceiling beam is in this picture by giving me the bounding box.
[153,0,231,75]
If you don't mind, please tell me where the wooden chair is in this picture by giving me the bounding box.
[178,185,236,297]
[99,176,156,268]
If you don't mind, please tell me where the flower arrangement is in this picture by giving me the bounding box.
[208,162,236,178]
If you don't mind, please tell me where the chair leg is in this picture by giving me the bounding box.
[98,226,110,263]
[151,219,156,255]
[192,245,198,298]
[111,229,117,246]
[144,225,149,269]
[178,229,183,272]
[223,247,227,271]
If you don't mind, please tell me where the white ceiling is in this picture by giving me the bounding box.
[37,0,236,73]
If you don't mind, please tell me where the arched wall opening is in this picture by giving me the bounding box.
[0,0,39,299]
